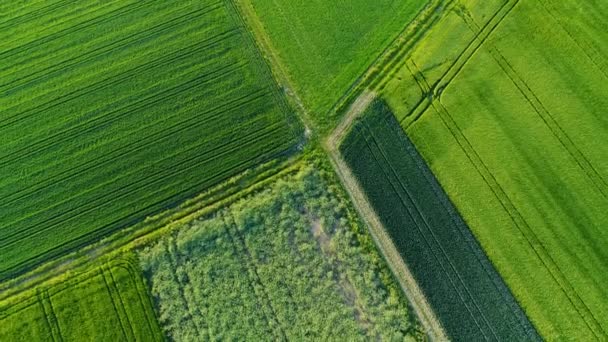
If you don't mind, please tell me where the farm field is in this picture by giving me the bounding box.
[0,258,162,341]
[339,100,539,341]
[139,164,424,340]
[0,0,301,281]
[241,0,427,128]
[378,0,608,339]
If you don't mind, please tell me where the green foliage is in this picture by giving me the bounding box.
[0,0,301,280]
[246,0,426,129]
[381,0,608,339]
[0,258,162,341]
[340,99,539,341]
[139,165,423,341]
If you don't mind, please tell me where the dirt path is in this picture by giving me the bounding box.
[325,93,448,341]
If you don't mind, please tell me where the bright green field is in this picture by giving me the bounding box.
[0,0,300,281]
[139,164,423,340]
[245,0,427,127]
[0,258,162,341]
[382,0,608,339]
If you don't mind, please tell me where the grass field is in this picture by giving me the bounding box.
[339,100,539,341]
[379,0,608,339]
[0,0,301,281]
[139,164,424,340]
[0,258,162,341]
[242,0,427,128]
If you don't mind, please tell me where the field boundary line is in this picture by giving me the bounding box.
[430,95,606,339]
[399,0,515,130]
[359,124,495,339]
[109,259,163,340]
[0,157,302,298]
[393,113,539,339]
[0,122,289,281]
[325,97,448,341]
[226,0,305,143]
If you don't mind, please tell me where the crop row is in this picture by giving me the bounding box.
[1,3,225,94]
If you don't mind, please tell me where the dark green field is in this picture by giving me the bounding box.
[379,0,608,338]
[339,100,539,341]
[0,0,300,280]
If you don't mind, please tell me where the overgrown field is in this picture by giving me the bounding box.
[0,258,162,341]
[139,164,424,340]
[241,0,427,128]
[339,100,539,341]
[379,0,608,339]
[0,0,301,281]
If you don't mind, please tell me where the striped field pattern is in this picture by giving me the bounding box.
[0,0,301,281]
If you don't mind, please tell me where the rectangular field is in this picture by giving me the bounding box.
[381,0,608,339]
[339,100,539,341]
[241,0,427,128]
[138,164,423,340]
[0,258,162,341]
[0,0,301,280]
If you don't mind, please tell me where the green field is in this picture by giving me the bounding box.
[380,0,608,339]
[339,100,539,340]
[0,258,162,341]
[139,164,423,340]
[243,0,427,127]
[0,0,301,281]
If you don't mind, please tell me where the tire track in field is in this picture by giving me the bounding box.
[459,4,608,201]
[100,268,133,341]
[401,0,517,129]
[223,212,287,340]
[0,121,286,249]
[37,289,63,342]
[0,0,77,32]
[536,0,608,80]
[0,29,238,131]
[451,9,608,337]
[226,0,303,143]
[429,97,607,339]
[0,3,225,94]
[0,83,261,210]
[351,125,491,339]
[165,239,208,340]
[384,112,539,339]
[106,265,138,341]
[0,124,291,281]
[0,62,240,168]
[359,123,497,340]
[110,260,160,338]
[0,1,151,61]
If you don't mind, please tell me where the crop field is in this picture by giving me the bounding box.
[139,165,423,340]
[0,0,301,281]
[378,0,608,339]
[0,258,162,341]
[241,0,427,127]
[339,100,539,341]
